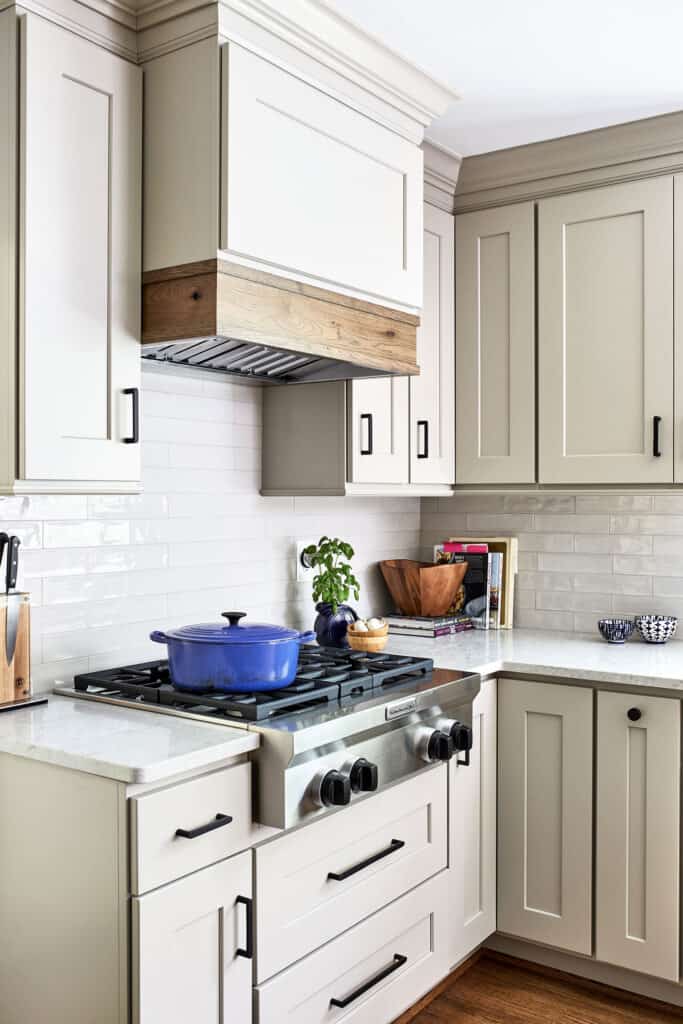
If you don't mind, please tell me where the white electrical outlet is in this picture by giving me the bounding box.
[296,541,316,583]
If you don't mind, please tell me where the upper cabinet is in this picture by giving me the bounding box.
[538,178,674,485]
[455,202,535,484]
[262,188,458,496]
[0,10,142,495]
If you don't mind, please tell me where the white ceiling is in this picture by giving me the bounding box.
[326,0,683,156]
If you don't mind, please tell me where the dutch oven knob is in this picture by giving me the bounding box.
[222,612,246,627]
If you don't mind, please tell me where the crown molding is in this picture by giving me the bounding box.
[423,139,462,212]
[455,109,683,211]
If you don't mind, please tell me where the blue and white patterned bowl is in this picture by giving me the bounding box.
[635,615,678,644]
[597,618,635,644]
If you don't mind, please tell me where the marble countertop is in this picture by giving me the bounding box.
[0,697,259,783]
[385,628,683,692]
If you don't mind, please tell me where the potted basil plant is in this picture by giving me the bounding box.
[303,536,360,648]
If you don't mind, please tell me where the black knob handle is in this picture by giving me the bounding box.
[321,770,351,807]
[349,758,379,793]
[427,730,454,762]
[222,612,246,627]
[450,722,473,752]
[627,707,642,722]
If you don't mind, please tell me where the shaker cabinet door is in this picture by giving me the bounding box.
[21,15,141,485]
[455,202,535,484]
[538,177,674,484]
[133,852,253,1024]
[596,691,680,981]
[348,378,410,484]
[448,678,497,964]
[410,204,455,485]
[497,679,593,955]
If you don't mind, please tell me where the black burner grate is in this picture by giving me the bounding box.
[73,646,434,722]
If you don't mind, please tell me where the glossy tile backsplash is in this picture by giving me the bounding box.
[421,493,683,636]
[2,369,420,693]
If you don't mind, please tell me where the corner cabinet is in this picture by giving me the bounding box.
[262,200,456,496]
[455,202,535,485]
[596,692,680,981]
[0,10,142,495]
[538,177,674,485]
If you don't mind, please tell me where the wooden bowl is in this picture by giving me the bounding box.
[347,621,389,653]
[379,559,468,618]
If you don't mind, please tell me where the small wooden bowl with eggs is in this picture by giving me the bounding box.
[347,616,388,653]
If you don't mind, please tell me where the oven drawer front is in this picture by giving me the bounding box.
[130,762,255,894]
[256,766,447,981]
[256,872,448,1024]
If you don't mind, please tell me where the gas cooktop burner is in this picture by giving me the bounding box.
[73,647,435,722]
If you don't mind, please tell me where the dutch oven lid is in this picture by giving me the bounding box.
[161,612,301,645]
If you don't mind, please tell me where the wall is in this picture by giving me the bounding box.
[1,368,420,693]
[421,492,683,636]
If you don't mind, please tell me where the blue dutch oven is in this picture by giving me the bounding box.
[150,612,315,693]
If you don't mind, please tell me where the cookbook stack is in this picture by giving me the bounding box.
[430,536,518,632]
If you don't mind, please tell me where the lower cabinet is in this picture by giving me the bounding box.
[132,851,253,1024]
[497,679,593,955]
[596,691,680,981]
[448,678,497,965]
[256,872,449,1024]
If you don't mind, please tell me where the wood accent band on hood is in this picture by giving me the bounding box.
[142,259,420,376]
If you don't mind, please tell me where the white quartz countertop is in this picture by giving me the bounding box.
[0,697,259,783]
[385,628,683,692]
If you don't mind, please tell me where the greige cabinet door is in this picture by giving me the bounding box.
[348,378,410,484]
[675,175,683,482]
[498,679,593,954]
[448,678,497,964]
[410,204,455,484]
[455,202,535,484]
[133,852,252,1024]
[596,692,680,981]
[538,177,674,484]
[20,14,141,486]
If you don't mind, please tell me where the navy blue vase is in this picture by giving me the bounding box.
[313,602,357,648]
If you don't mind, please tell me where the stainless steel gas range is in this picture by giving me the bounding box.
[55,647,480,829]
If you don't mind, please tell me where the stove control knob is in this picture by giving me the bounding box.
[349,758,379,793]
[320,770,351,807]
[437,718,474,766]
[428,730,454,763]
[414,726,454,763]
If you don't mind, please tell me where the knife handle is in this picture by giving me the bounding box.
[6,536,20,592]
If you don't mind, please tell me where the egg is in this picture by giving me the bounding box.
[367,616,384,630]
[353,620,369,632]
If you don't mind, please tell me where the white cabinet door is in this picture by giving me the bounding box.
[348,378,410,484]
[538,177,674,484]
[221,43,423,310]
[596,691,680,981]
[455,202,535,484]
[448,678,497,965]
[21,15,141,485]
[498,679,593,955]
[410,204,455,485]
[133,851,252,1024]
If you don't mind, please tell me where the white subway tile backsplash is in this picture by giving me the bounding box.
[420,490,683,638]
[6,368,419,692]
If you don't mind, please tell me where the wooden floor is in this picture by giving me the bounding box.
[403,953,683,1023]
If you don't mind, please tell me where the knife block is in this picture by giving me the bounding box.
[0,594,31,704]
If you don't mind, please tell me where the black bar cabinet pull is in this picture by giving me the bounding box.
[360,413,374,455]
[327,838,405,882]
[653,415,662,457]
[123,387,140,444]
[235,895,254,959]
[175,813,233,840]
[417,420,429,459]
[330,954,407,1008]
